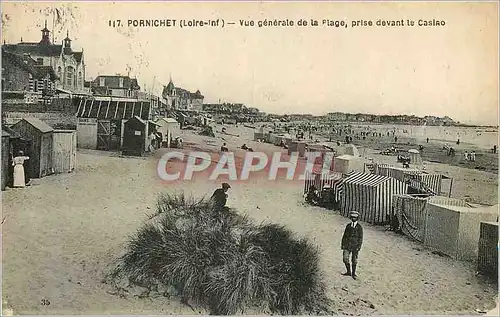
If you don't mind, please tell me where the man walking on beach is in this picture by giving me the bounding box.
[341,211,363,280]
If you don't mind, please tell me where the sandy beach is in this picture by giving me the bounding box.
[1,1,498,315]
[227,123,498,205]
[2,124,498,315]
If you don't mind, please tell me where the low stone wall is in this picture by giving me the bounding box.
[2,98,77,113]
[2,111,77,130]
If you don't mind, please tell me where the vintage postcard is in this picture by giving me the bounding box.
[1,0,498,315]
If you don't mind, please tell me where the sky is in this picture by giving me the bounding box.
[1,1,498,125]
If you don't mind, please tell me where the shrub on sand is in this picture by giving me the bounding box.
[248,224,331,315]
[109,193,332,315]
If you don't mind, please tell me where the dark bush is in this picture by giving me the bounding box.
[108,193,331,315]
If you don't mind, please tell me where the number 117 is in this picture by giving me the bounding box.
[109,20,122,27]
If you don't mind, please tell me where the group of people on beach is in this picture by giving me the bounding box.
[464,151,476,162]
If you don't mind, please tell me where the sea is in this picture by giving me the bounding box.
[348,123,498,150]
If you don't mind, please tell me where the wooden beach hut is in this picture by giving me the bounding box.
[424,203,498,261]
[334,155,364,174]
[303,169,343,195]
[52,130,77,173]
[280,133,293,146]
[375,164,444,195]
[408,149,423,165]
[392,195,474,242]
[75,97,152,151]
[156,117,180,148]
[122,116,147,156]
[253,132,265,142]
[340,172,408,224]
[268,133,280,145]
[11,117,54,178]
[288,141,306,157]
[2,125,31,187]
[2,129,10,191]
[339,144,360,157]
[477,221,498,279]
[392,194,429,242]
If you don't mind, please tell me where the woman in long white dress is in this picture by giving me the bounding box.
[12,150,30,188]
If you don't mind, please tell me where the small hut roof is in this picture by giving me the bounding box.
[2,125,21,139]
[2,129,11,137]
[133,116,146,124]
[161,117,178,123]
[336,154,358,160]
[341,143,360,157]
[21,117,54,133]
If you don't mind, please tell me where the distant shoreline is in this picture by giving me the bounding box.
[260,113,497,128]
[317,121,498,129]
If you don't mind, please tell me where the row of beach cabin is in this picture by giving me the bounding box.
[2,97,181,190]
[258,126,500,280]
[2,117,77,190]
[303,161,498,280]
[75,97,180,156]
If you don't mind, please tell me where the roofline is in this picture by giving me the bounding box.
[53,129,77,133]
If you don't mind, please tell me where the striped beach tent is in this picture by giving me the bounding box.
[331,170,358,202]
[341,172,408,224]
[303,169,343,195]
[393,194,428,242]
[418,174,443,194]
[374,164,442,195]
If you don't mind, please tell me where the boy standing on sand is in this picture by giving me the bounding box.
[341,211,363,280]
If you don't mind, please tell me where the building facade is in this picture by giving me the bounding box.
[3,22,85,93]
[91,75,141,99]
[2,48,58,104]
[162,79,204,111]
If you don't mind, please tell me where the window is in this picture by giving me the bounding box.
[57,66,62,80]
[78,72,82,87]
[28,73,34,91]
[65,66,74,87]
[36,58,43,65]
[99,77,105,86]
[119,77,124,88]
